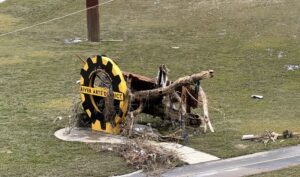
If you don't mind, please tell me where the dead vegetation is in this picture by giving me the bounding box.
[69,65,216,138]
[242,130,300,146]
[87,138,183,172]
[68,98,91,129]
[67,65,215,171]
[122,66,215,138]
[67,98,183,172]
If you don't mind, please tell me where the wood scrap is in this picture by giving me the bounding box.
[132,70,214,100]
[184,86,214,133]
[121,67,215,138]
[241,130,300,145]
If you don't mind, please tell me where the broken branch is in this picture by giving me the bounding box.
[132,70,214,100]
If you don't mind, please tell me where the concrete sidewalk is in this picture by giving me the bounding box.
[55,128,219,165]
[56,128,300,177]
[130,144,300,177]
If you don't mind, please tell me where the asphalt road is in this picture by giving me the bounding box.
[126,144,300,177]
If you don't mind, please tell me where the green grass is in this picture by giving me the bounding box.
[0,0,299,176]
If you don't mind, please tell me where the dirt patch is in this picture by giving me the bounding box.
[235,144,248,150]
[218,0,285,5]
[29,51,52,58]
[0,13,19,31]
[40,98,72,110]
[187,0,286,12]
[0,56,25,65]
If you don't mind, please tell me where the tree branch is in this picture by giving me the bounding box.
[132,70,214,100]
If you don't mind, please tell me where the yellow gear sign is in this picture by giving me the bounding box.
[79,55,128,134]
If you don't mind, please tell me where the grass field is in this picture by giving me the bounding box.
[0,0,299,176]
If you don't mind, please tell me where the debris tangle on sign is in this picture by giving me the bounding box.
[68,64,216,171]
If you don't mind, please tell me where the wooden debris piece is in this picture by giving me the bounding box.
[132,70,214,100]
[241,130,300,142]
[123,71,156,91]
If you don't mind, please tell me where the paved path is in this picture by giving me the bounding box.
[55,128,219,164]
[56,128,300,177]
[128,144,300,177]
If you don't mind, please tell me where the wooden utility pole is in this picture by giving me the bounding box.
[86,0,100,42]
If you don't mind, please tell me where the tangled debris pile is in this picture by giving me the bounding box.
[69,65,217,139]
[67,62,217,171]
[120,67,215,137]
[87,138,182,171]
[242,130,300,145]
[67,105,183,171]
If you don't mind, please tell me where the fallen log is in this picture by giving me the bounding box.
[132,70,214,100]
